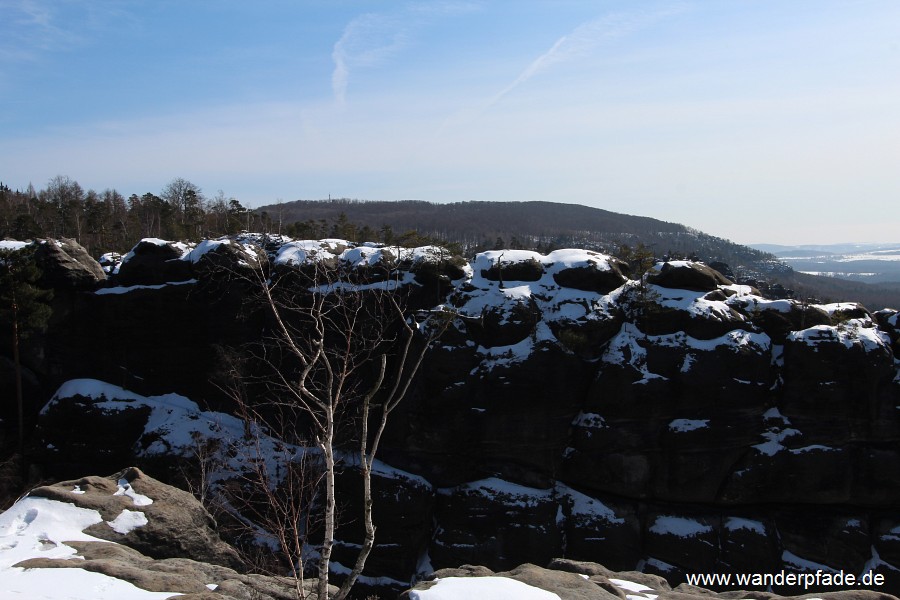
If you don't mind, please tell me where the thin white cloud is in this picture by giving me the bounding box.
[485,5,688,110]
[332,13,409,105]
[0,0,131,66]
[1,0,79,57]
[331,2,479,105]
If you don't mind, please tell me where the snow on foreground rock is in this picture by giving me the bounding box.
[0,468,334,600]
[0,479,176,599]
[26,240,900,594]
[401,560,900,600]
[407,575,562,599]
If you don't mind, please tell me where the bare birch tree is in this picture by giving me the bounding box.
[225,248,450,600]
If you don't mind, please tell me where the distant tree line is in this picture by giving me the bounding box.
[0,178,464,258]
[7,178,896,307]
[0,176,270,256]
[2,177,776,267]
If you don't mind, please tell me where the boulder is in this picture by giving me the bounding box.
[646,261,733,292]
[552,259,629,294]
[185,238,268,280]
[717,516,781,575]
[781,321,894,421]
[556,486,642,572]
[464,295,542,347]
[405,559,900,599]
[638,295,751,340]
[480,255,545,282]
[33,237,105,289]
[874,309,900,350]
[115,238,193,285]
[728,299,839,343]
[5,468,335,599]
[35,389,153,476]
[644,512,720,573]
[28,467,244,568]
[405,563,622,600]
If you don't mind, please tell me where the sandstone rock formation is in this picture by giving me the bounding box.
[21,237,900,595]
[2,467,335,599]
[33,237,106,290]
[403,559,900,600]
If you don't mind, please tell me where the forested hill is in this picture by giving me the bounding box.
[259,199,771,269]
[262,199,900,310]
[265,199,685,239]
[2,175,897,308]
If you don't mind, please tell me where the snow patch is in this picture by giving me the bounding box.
[610,578,660,600]
[440,478,552,509]
[408,576,562,599]
[668,419,709,433]
[0,497,175,598]
[95,279,197,295]
[753,427,801,456]
[782,550,839,574]
[115,479,153,507]
[787,319,890,353]
[572,412,606,429]
[724,517,765,535]
[557,484,625,525]
[649,515,712,538]
[0,240,29,251]
[107,509,149,535]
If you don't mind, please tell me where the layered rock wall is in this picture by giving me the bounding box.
[24,237,900,593]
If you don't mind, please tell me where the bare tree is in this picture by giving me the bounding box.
[161,177,204,238]
[226,250,450,600]
[213,406,324,600]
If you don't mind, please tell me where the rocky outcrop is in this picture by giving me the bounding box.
[23,238,900,595]
[29,467,243,568]
[6,467,891,599]
[114,238,193,285]
[3,468,335,599]
[31,378,434,595]
[33,237,106,290]
[646,260,733,291]
[403,559,899,599]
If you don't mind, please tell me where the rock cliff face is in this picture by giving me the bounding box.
[23,236,900,595]
[3,469,889,600]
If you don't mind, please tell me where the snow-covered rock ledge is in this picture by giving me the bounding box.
[2,469,894,600]
[402,559,899,599]
[0,468,335,599]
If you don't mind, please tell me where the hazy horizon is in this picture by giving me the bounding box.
[2,1,898,247]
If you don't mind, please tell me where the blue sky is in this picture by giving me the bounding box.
[1,1,899,245]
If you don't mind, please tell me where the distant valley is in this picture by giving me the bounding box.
[752,243,900,284]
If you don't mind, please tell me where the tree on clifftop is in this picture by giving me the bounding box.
[0,245,52,465]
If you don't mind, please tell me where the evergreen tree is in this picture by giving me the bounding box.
[0,245,52,463]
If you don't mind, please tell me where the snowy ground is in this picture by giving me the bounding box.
[0,491,178,599]
[406,574,658,600]
[407,576,561,599]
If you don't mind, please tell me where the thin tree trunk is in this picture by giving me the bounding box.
[334,449,375,600]
[318,409,336,600]
[334,377,379,600]
[12,295,24,478]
